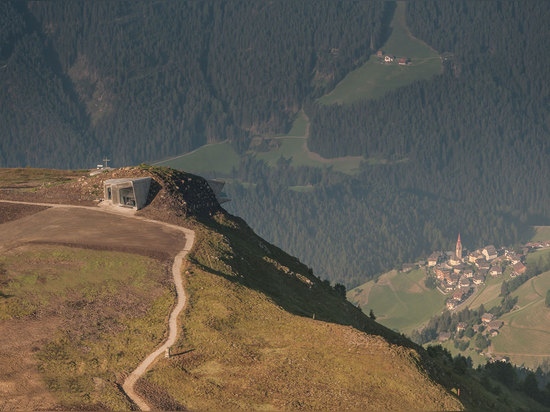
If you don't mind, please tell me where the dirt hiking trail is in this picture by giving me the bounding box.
[0,200,195,411]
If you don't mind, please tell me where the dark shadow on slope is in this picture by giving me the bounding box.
[195,212,419,352]
[378,1,396,48]
[192,213,516,409]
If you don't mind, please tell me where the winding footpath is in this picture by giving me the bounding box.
[122,222,194,411]
[0,199,195,411]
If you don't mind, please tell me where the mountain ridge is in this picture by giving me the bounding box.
[0,166,547,410]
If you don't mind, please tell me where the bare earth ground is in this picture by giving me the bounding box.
[0,203,49,225]
[0,203,187,410]
[0,206,184,259]
[0,319,61,410]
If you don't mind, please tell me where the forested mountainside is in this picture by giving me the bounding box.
[307,1,550,220]
[1,0,390,168]
[224,158,526,288]
[3,1,550,289]
[222,1,550,287]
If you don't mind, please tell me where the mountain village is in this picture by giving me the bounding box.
[400,235,550,347]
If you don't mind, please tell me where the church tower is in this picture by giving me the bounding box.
[456,233,462,260]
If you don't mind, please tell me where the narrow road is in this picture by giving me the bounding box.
[0,199,195,411]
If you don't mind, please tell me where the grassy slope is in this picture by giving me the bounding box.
[0,168,89,190]
[491,269,550,369]
[154,141,241,175]
[138,214,535,411]
[156,112,364,176]
[531,226,550,242]
[318,1,442,105]
[348,269,446,334]
[467,274,506,311]
[0,245,172,410]
[0,167,545,410]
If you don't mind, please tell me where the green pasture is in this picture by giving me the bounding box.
[491,270,550,369]
[254,137,362,175]
[383,1,437,58]
[526,247,550,265]
[155,141,241,175]
[154,115,363,175]
[439,340,487,367]
[530,226,550,242]
[318,1,441,105]
[349,269,446,333]
[287,110,308,136]
[466,276,504,311]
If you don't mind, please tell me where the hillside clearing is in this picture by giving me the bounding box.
[155,112,365,176]
[531,226,550,242]
[318,1,442,105]
[153,141,241,175]
[348,269,446,334]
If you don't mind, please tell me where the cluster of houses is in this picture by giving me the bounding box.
[403,235,549,363]
[400,234,548,311]
[525,240,550,250]
[438,311,506,344]
[376,50,410,65]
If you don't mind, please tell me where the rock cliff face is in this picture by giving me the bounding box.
[143,166,222,218]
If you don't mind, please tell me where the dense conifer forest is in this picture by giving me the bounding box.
[1,0,389,167]
[225,1,550,286]
[2,1,550,287]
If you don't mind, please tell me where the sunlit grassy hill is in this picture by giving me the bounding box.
[0,167,547,410]
[347,268,445,334]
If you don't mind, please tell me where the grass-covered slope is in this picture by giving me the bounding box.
[492,269,550,369]
[1,166,546,410]
[138,207,547,411]
[348,269,446,334]
[0,244,172,410]
[138,214,465,411]
[318,1,441,105]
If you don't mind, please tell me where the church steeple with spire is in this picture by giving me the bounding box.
[456,233,462,260]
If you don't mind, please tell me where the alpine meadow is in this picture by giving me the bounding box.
[1,1,550,410]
